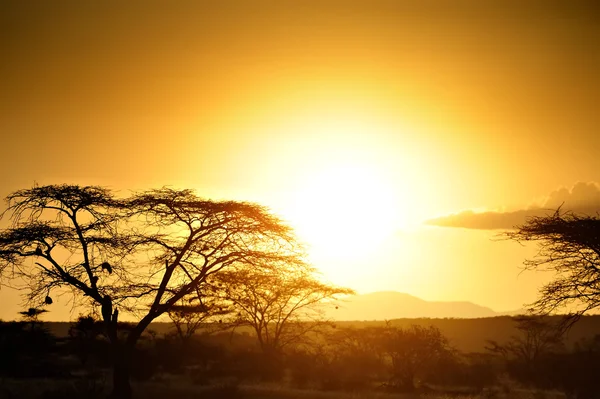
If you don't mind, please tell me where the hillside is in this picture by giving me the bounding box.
[329,291,520,320]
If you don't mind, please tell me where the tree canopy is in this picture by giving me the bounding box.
[0,184,307,398]
[506,209,600,322]
[214,262,353,353]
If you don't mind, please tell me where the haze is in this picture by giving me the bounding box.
[1,1,599,320]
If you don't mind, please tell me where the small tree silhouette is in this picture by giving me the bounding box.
[486,316,564,364]
[167,294,232,343]
[18,307,48,332]
[215,263,353,355]
[68,315,105,366]
[380,323,455,392]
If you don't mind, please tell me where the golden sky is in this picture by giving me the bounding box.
[1,1,599,320]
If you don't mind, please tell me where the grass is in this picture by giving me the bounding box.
[0,377,568,399]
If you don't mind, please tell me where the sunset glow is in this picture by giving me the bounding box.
[3,3,600,397]
[1,1,599,320]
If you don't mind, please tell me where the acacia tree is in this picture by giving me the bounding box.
[506,209,600,324]
[486,316,564,364]
[379,324,455,392]
[215,263,353,354]
[167,290,232,343]
[319,324,455,392]
[18,307,48,332]
[0,185,304,398]
[322,326,388,389]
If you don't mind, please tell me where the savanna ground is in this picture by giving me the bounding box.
[0,377,567,399]
[0,316,593,399]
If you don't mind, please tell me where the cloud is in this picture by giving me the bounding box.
[426,182,600,230]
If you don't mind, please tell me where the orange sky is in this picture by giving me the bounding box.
[1,1,599,320]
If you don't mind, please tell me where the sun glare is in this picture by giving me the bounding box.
[284,163,399,264]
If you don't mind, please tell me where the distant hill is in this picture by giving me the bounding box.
[329,291,522,320]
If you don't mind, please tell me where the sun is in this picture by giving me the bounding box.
[283,162,400,264]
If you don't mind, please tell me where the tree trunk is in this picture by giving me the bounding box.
[104,299,155,398]
[110,351,133,399]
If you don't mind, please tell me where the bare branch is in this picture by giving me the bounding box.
[504,208,600,325]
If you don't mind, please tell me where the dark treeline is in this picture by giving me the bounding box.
[1,314,600,399]
[40,314,600,353]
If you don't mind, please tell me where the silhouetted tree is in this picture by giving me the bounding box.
[216,263,353,355]
[68,315,105,366]
[310,324,456,392]
[486,316,564,364]
[19,307,48,332]
[167,291,231,343]
[559,335,600,399]
[320,326,386,390]
[379,324,455,392]
[506,209,600,326]
[486,316,564,387]
[0,184,305,398]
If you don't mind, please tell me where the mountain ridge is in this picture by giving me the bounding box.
[329,291,524,320]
